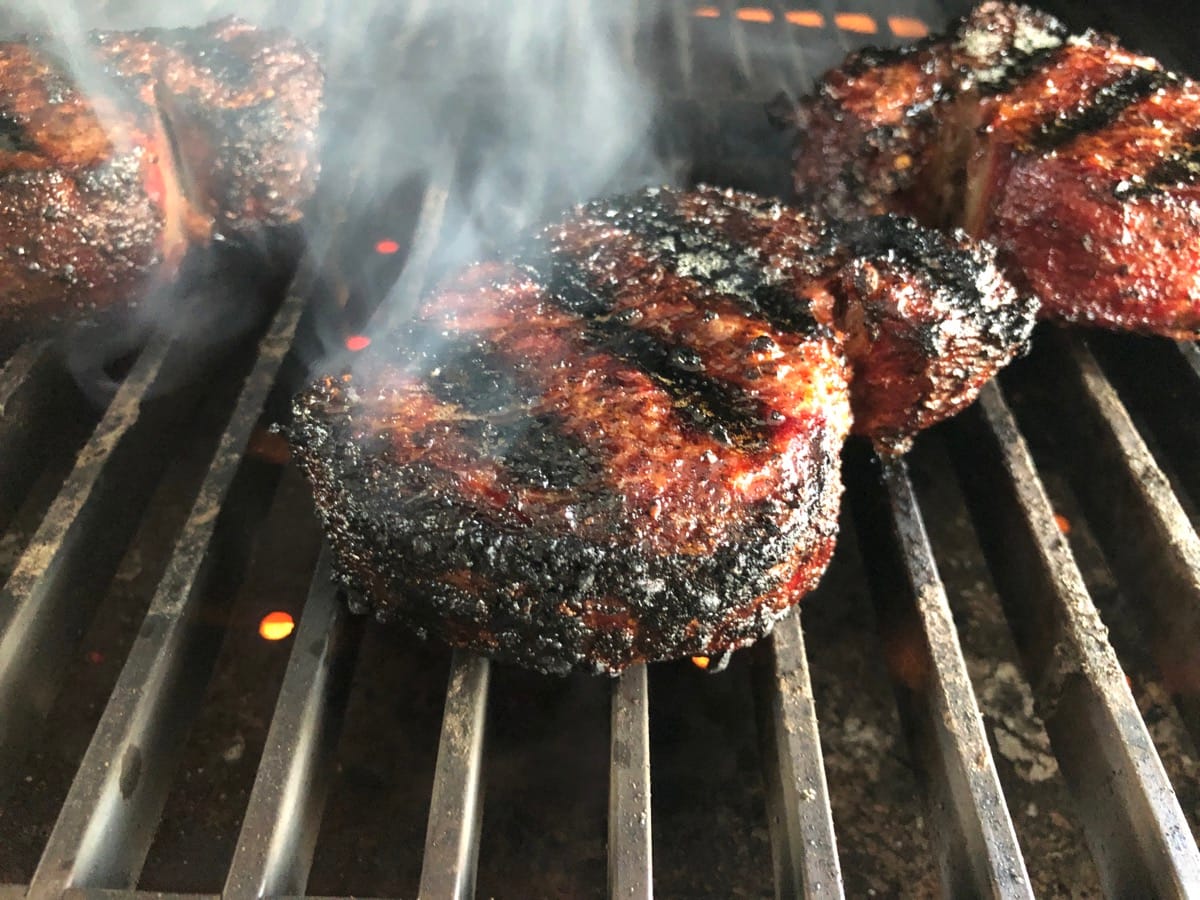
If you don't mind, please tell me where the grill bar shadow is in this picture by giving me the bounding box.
[0,332,197,775]
[1021,332,1200,749]
[26,290,307,898]
[947,380,1200,897]
[847,445,1032,899]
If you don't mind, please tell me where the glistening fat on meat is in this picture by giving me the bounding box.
[288,186,1036,675]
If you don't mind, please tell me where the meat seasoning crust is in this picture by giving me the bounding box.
[0,18,322,330]
[774,1,1200,339]
[290,187,1035,674]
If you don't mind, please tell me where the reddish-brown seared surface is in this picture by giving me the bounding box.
[96,18,323,231]
[290,186,1036,674]
[989,146,1200,336]
[0,39,167,327]
[779,1,1200,339]
[0,18,321,330]
[830,235,1033,450]
[664,191,1037,446]
[776,46,952,222]
[978,69,1200,336]
[392,261,846,558]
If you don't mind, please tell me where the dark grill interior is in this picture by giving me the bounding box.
[2,1,1200,897]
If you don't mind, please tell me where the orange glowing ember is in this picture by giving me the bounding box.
[259,611,295,641]
[692,655,711,670]
[693,5,720,17]
[887,15,928,38]
[785,10,824,28]
[375,239,401,255]
[1054,513,1072,535]
[345,335,372,352]
[736,7,774,23]
[834,12,877,33]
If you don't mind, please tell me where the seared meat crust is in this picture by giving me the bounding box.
[0,18,321,330]
[776,2,1200,339]
[289,187,1034,673]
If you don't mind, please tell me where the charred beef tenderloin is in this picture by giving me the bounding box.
[0,18,322,330]
[289,186,1035,674]
[773,1,1200,339]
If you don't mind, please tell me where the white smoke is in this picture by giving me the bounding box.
[0,0,680,375]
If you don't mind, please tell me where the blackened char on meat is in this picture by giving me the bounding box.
[289,186,1034,674]
[774,1,1200,339]
[0,18,322,331]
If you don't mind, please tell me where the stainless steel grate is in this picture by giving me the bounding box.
[2,1,1200,897]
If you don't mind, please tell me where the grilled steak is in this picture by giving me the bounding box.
[773,2,1200,339]
[0,18,321,330]
[289,186,1034,674]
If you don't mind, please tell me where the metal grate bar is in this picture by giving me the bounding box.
[0,335,180,770]
[948,381,1200,897]
[418,651,491,900]
[223,548,360,900]
[849,448,1033,899]
[755,613,844,899]
[1046,334,1200,744]
[28,291,308,899]
[608,664,652,900]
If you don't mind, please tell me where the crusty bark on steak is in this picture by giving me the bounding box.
[288,186,1034,674]
[773,1,1200,339]
[0,18,321,331]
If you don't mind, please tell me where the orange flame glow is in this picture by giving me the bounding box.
[259,611,296,641]
[691,655,711,670]
[693,5,720,17]
[375,239,401,255]
[785,10,824,28]
[736,7,774,23]
[887,15,929,38]
[345,335,372,352]
[834,12,877,34]
[1054,514,1072,535]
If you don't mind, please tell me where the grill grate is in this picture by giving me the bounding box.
[2,1,1200,897]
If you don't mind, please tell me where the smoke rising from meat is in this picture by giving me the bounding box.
[2,0,676,374]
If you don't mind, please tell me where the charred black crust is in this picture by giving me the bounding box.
[583,318,775,452]
[288,394,842,675]
[0,111,36,153]
[289,187,858,675]
[1115,128,1200,200]
[832,214,1037,358]
[569,189,826,337]
[1028,67,1171,152]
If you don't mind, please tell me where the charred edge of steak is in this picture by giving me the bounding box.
[1115,127,1200,199]
[1028,67,1172,153]
[566,190,827,337]
[288,399,842,674]
[831,214,1037,354]
[953,5,1069,97]
[0,111,37,153]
